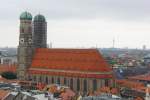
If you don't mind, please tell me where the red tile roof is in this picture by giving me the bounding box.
[0,75,8,82]
[0,64,16,73]
[0,90,10,100]
[29,48,112,78]
[30,48,112,72]
[117,79,150,94]
[116,79,144,89]
[128,73,150,81]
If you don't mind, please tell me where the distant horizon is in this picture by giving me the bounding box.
[0,46,149,50]
[0,0,150,48]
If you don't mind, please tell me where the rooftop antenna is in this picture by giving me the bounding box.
[50,42,52,48]
[113,38,115,48]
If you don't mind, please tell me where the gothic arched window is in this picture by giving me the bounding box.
[57,77,60,84]
[77,78,80,91]
[45,76,48,84]
[34,76,36,82]
[64,78,67,85]
[93,79,97,91]
[70,78,73,90]
[84,79,87,92]
[39,76,42,82]
[28,27,31,33]
[105,79,109,86]
[51,77,54,84]
[28,75,31,81]
[21,28,24,33]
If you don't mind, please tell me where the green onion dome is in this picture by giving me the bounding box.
[34,14,46,22]
[20,11,32,20]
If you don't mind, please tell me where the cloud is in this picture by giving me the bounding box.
[0,0,150,48]
[0,0,150,21]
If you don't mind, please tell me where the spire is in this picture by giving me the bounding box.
[113,38,115,48]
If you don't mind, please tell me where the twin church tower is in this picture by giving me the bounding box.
[17,12,47,80]
[17,12,113,92]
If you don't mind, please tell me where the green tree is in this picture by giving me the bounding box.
[1,72,17,79]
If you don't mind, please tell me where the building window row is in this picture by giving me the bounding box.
[29,75,111,92]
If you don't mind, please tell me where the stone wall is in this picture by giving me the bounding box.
[28,74,113,93]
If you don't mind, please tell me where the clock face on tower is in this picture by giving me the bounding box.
[19,38,24,44]
[28,38,32,44]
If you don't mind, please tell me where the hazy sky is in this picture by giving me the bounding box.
[0,0,150,48]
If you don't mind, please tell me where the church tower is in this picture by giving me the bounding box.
[17,12,34,80]
[33,14,47,48]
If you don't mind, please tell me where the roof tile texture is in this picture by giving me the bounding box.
[31,48,112,72]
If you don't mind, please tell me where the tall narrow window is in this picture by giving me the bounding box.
[28,27,31,32]
[28,75,31,81]
[105,79,109,86]
[84,79,87,92]
[93,79,97,91]
[51,77,54,84]
[64,78,67,85]
[57,77,60,84]
[77,78,80,91]
[39,76,42,82]
[70,78,73,90]
[21,28,24,33]
[34,76,36,82]
[45,76,48,84]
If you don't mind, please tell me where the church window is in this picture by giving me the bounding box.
[28,75,31,81]
[93,79,97,91]
[77,78,80,91]
[39,76,42,82]
[64,78,67,85]
[70,78,73,90]
[45,76,48,84]
[28,27,31,32]
[57,77,60,84]
[84,79,87,92]
[21,28,24,33]
[105,79,109,86]
[34,76,36,81]
[51,77,54,84]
